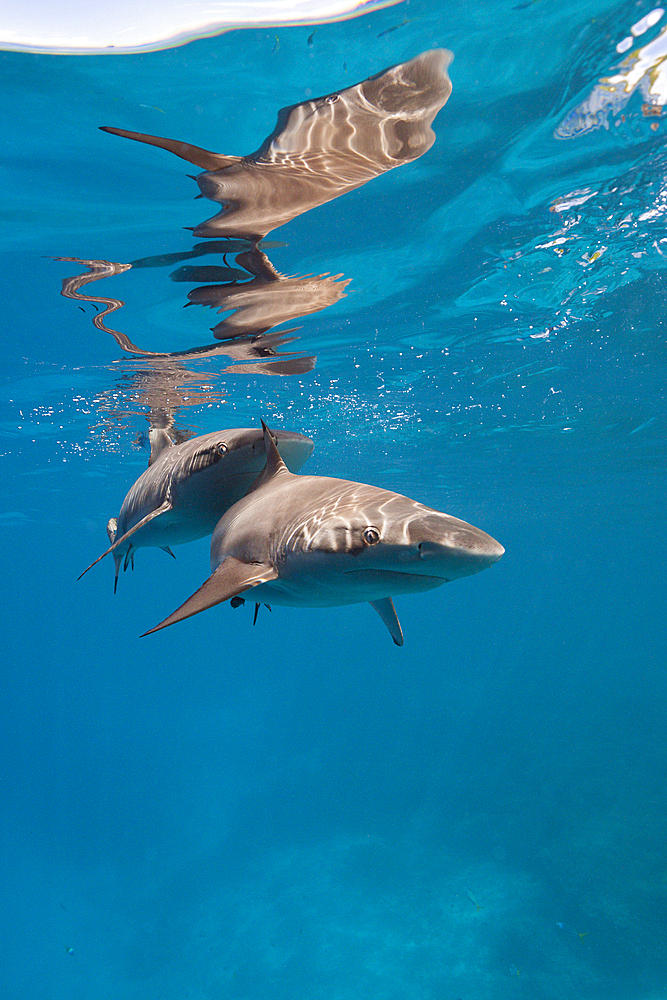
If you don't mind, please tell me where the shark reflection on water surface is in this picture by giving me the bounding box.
[101,48,453,240]
[182,247,350,340]
[58,251,322,371]
[61,49,453,429]
[58,251,320,428]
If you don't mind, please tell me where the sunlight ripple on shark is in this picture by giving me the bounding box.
[143,422,504,645]
[78,425,314,591]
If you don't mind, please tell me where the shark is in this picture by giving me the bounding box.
[79,425,314,590]
[143,423,504,645]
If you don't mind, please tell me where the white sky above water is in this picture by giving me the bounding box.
[0,0,401,53]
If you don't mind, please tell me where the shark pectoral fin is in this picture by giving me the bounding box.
[142,557,278,636]
[369,598,404,647]
[77,499,173,581]
[99,127,241,172]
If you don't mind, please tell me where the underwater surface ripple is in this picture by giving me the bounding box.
[0,1,666,999]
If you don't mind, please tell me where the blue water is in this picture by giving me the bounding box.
[2,1,667,997]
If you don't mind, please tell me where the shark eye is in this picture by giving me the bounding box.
[216,442,228,456]
[363,526,380,545]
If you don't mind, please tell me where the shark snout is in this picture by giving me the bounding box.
[412,514,504,580]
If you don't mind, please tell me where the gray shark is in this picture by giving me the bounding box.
[79,425,314,590]
[143,423,504,645]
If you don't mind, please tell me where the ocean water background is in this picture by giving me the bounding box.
[1,0,666,997]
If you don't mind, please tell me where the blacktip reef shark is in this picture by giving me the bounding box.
[143,423,504,645]
[99,49,453,241]
[78,425,314,591]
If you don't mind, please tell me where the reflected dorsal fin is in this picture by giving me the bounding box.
[148,427,174,466]
[99,127,241,172]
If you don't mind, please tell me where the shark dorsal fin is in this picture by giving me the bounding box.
[148,428,174,466]
[261,420,289,475]
[99,127,241,172]
[245,421,293,494]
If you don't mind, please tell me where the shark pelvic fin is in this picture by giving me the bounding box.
[160,546,176,558]
[78,499,173,581]
[99,127,241,172]
[369,598,404,646]
[142,557,278,635]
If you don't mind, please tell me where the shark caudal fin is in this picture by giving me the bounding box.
[142,556,278,635]
[99,127,241,172]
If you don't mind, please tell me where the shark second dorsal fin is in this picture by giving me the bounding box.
[142,557,278,635]
[99,127,241,172]
[148,428,174,466]
[369,598,404,646]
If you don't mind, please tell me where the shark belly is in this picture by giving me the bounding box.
[118,507,208,549]
[246,566,447,608]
